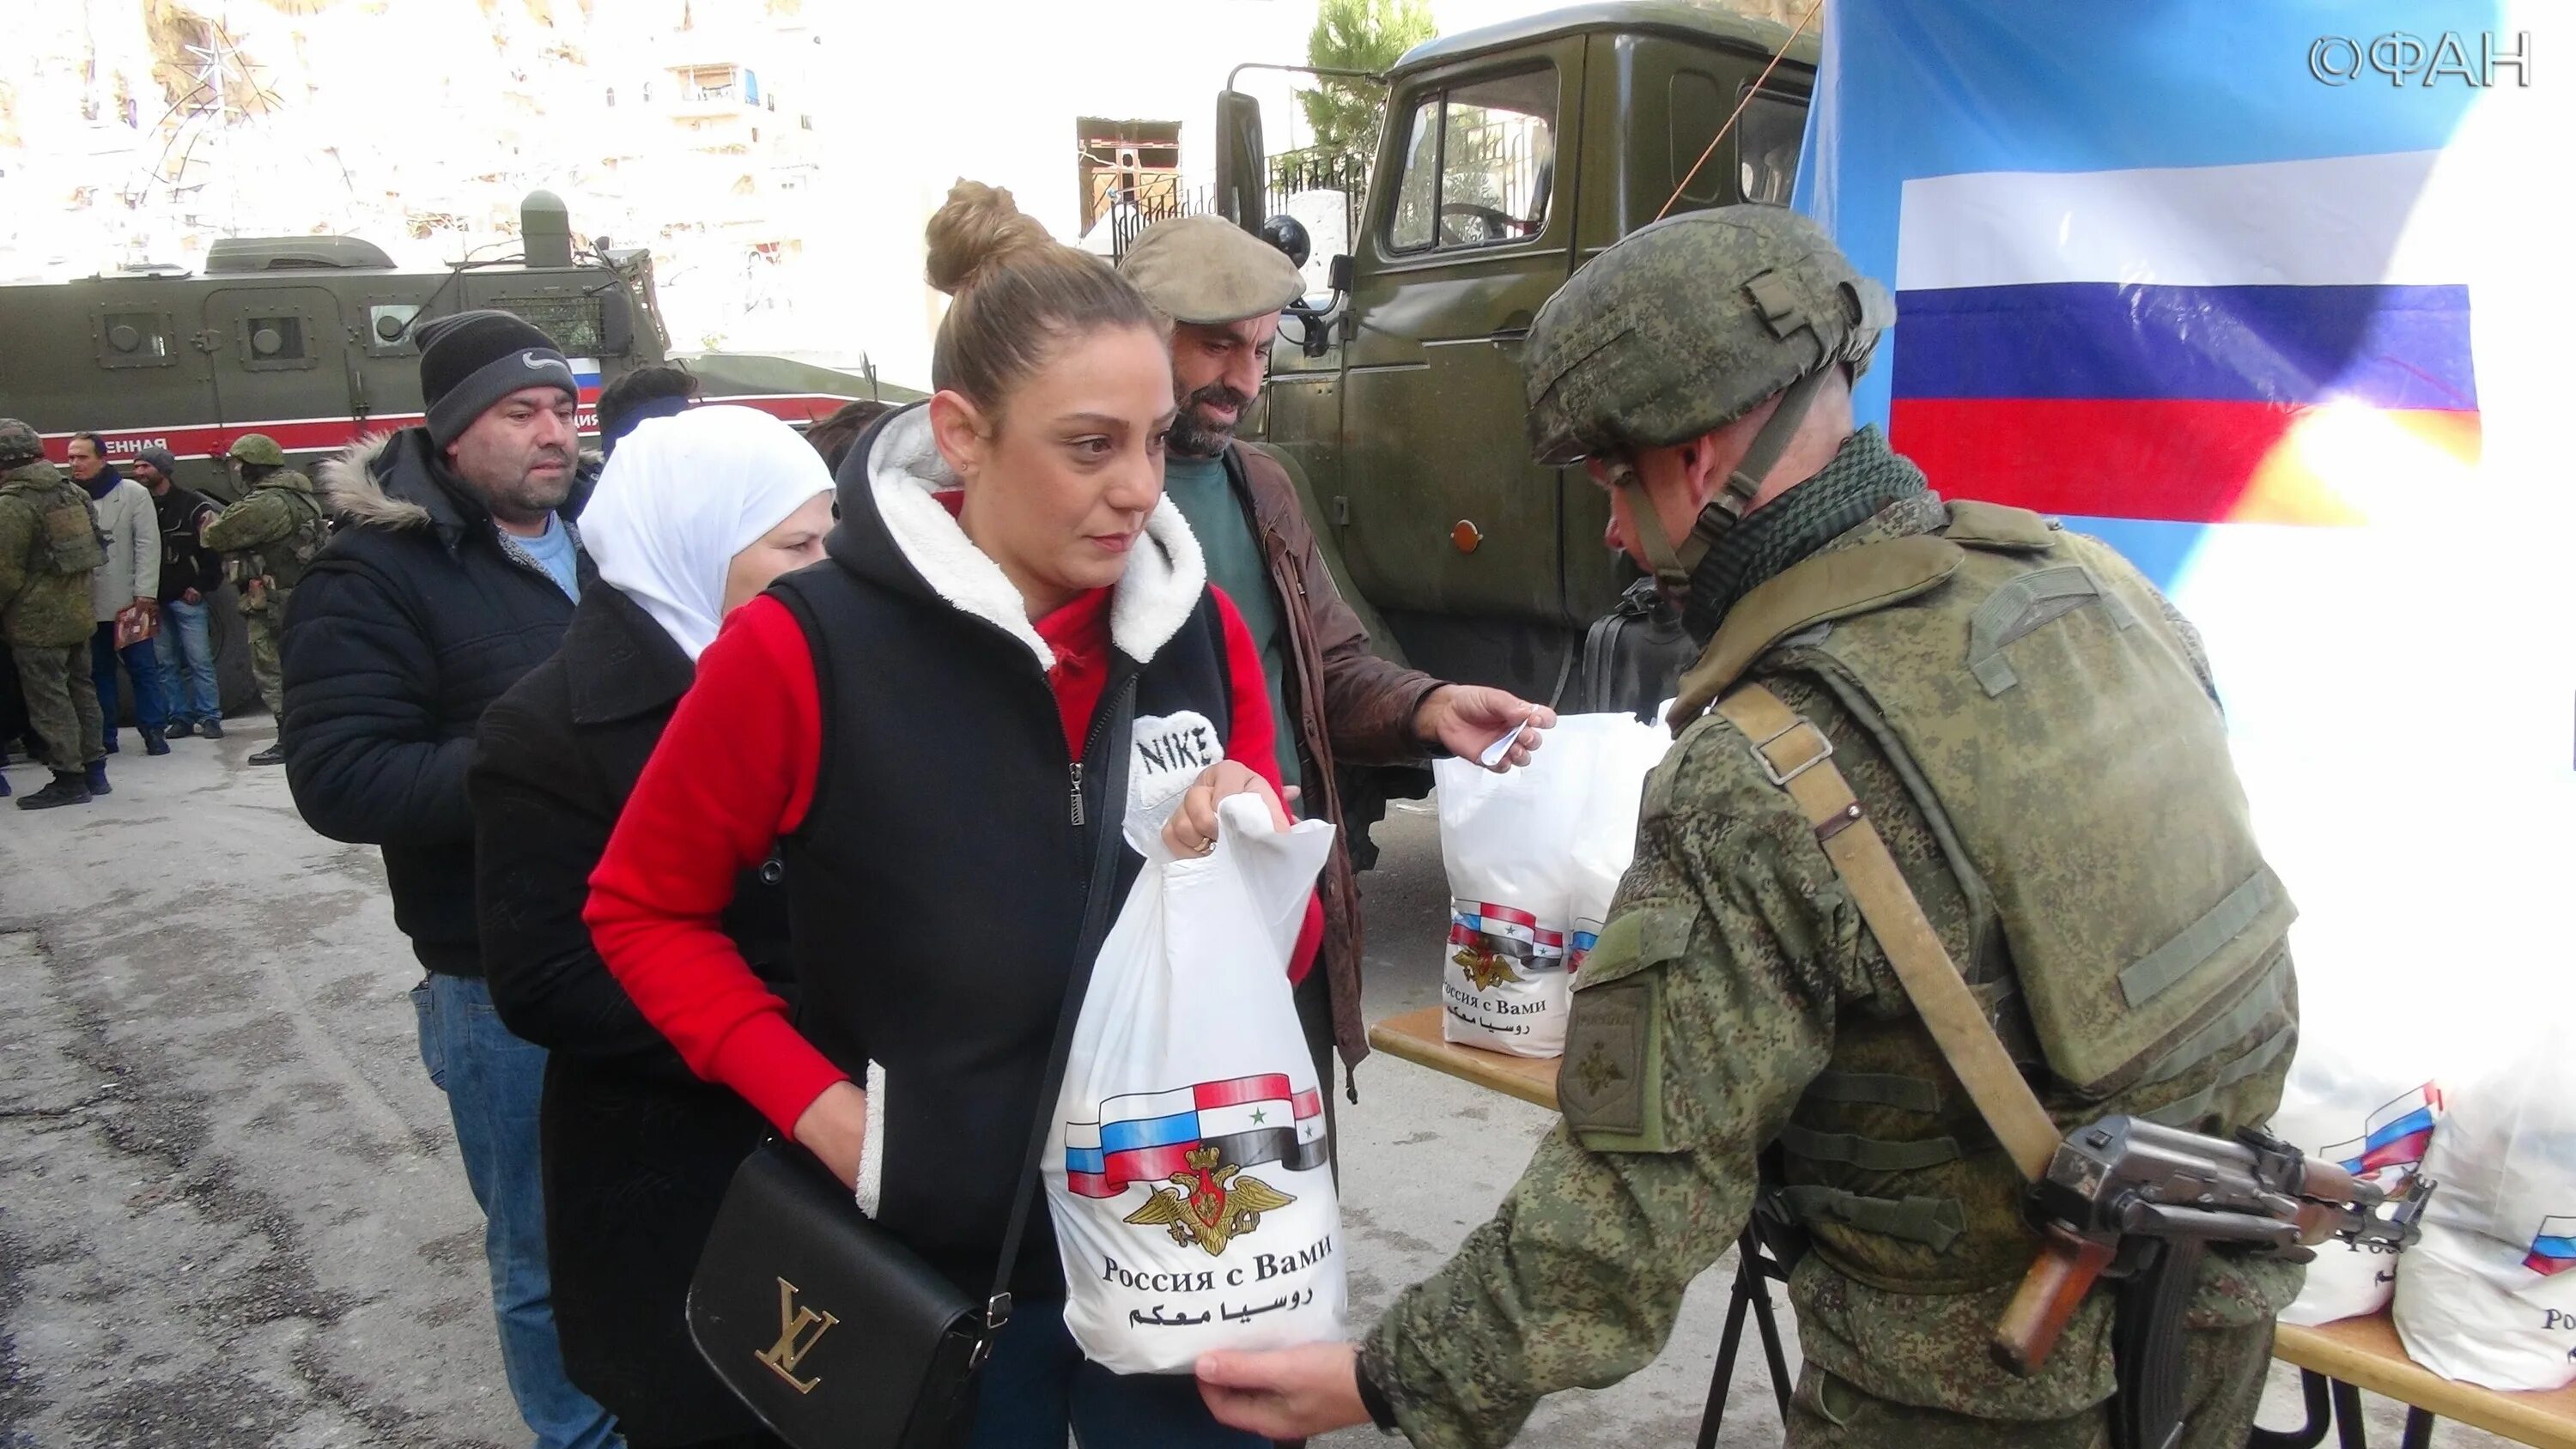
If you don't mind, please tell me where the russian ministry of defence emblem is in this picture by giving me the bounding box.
[1063,1074,1328,1258]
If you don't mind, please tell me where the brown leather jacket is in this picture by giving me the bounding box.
[1228,444,1443,1072]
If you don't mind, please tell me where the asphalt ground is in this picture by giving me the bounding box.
[0,728,2493,1447]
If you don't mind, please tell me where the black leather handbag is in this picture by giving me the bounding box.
[685,682,1138,1449]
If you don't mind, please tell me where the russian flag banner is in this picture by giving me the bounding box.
[1891,152,2479,528]
[1796,0,2574,1093]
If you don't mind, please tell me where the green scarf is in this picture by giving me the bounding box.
[1686,426,1929,640]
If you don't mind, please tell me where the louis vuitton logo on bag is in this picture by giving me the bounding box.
[755,1277,840,1393]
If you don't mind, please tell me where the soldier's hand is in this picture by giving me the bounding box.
[1416,683,1556,771]
[1195,1343,1370,1438]
[182,588,202,605]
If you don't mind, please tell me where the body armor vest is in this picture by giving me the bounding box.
[1682,500,2299,1294]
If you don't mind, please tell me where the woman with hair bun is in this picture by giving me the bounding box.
[586,182,1294,1445]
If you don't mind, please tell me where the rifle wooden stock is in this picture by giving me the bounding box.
[1991,1227,2117,1376]
[2299,1159,2359,1203]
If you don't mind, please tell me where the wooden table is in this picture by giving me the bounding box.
[1370,1006,2576,1449]
[2261,1313,2576,1449]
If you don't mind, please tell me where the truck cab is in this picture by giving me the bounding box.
[1230,3,1814,702]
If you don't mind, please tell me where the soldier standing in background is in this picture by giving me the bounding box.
[1195,208,2300,1448]
[0,420,110,809]
[203,434,326,767]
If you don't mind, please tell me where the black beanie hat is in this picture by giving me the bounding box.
[414,310,578,448]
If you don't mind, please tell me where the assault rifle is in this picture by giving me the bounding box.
[1992,1116,2432,1449]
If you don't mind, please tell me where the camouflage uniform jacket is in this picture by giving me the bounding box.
[0,461,103,648]
[1362,492,2301,1448]
[203,470,320,556]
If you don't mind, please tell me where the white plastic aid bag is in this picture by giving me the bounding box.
[2391,1039,2576,1391]
[1435,714,1667,1057]
[1044,774,1346,1374]
[2267,1068,2442,1326]
[1565,716,1674,973]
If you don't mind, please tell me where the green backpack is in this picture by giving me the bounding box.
[262,487,329,590]
[37,482,106,576]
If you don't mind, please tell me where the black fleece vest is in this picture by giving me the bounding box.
[769,560,1235,1297]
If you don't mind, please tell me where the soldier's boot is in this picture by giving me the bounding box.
[17,773,92,810]
[167,719,195,739]
[201,717,224,740]
[85,761,112,796]
[143,725,171,755]
[247,743,286,767]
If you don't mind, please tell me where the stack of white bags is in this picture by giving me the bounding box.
[1432,712,1670,1058]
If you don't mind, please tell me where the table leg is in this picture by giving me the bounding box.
[2246,1368,2332,1449]
[2331,1378,2370,1449]
[1748,1252,1793,1420]
[1693,1254,1758,1449]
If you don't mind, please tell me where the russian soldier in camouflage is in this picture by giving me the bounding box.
[204,433,327,763]
[0,418,110,807]
[1194,208,2300,1448]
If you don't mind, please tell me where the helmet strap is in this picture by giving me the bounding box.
[1624,367,1831,615]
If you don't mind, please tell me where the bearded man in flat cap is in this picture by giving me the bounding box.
[1119,215,1554,1119]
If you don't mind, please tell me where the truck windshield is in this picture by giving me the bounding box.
[1388,67,1558,252]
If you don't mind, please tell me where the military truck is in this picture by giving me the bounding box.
[0,189,919,502]
[1217,2,1816,706]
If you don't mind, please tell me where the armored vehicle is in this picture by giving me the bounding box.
[0,190,917,501]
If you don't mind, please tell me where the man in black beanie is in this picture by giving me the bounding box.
[281,310,618,1449]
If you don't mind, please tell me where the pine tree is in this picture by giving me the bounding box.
[1298,0,1435,162]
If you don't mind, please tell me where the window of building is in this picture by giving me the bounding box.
[1385,67,1558,253]
[1076,118,1183,236]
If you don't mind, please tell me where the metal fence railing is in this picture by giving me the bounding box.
[1100,146,1371,263]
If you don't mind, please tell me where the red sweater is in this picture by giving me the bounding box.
[586,585,1321,1134]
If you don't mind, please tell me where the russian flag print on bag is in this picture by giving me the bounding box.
[1044,777,1346,1374]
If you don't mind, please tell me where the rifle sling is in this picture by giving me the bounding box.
[1714,682,2063,1183]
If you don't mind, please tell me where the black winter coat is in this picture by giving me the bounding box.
[471,583,792,1445]
[151,484,223,603]
[282,428,596,973]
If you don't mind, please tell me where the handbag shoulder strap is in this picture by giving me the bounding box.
[983,672,1140,1330]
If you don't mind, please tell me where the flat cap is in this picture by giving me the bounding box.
[1118,215,1305,325]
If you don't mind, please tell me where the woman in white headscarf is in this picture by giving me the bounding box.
[469,403,833,1449]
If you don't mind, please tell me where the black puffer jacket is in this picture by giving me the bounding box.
[283,427,597,973]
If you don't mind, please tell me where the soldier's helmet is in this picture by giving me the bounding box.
[1522,205,1893,467]
[226,433,289,468]
[0,419,43,466]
